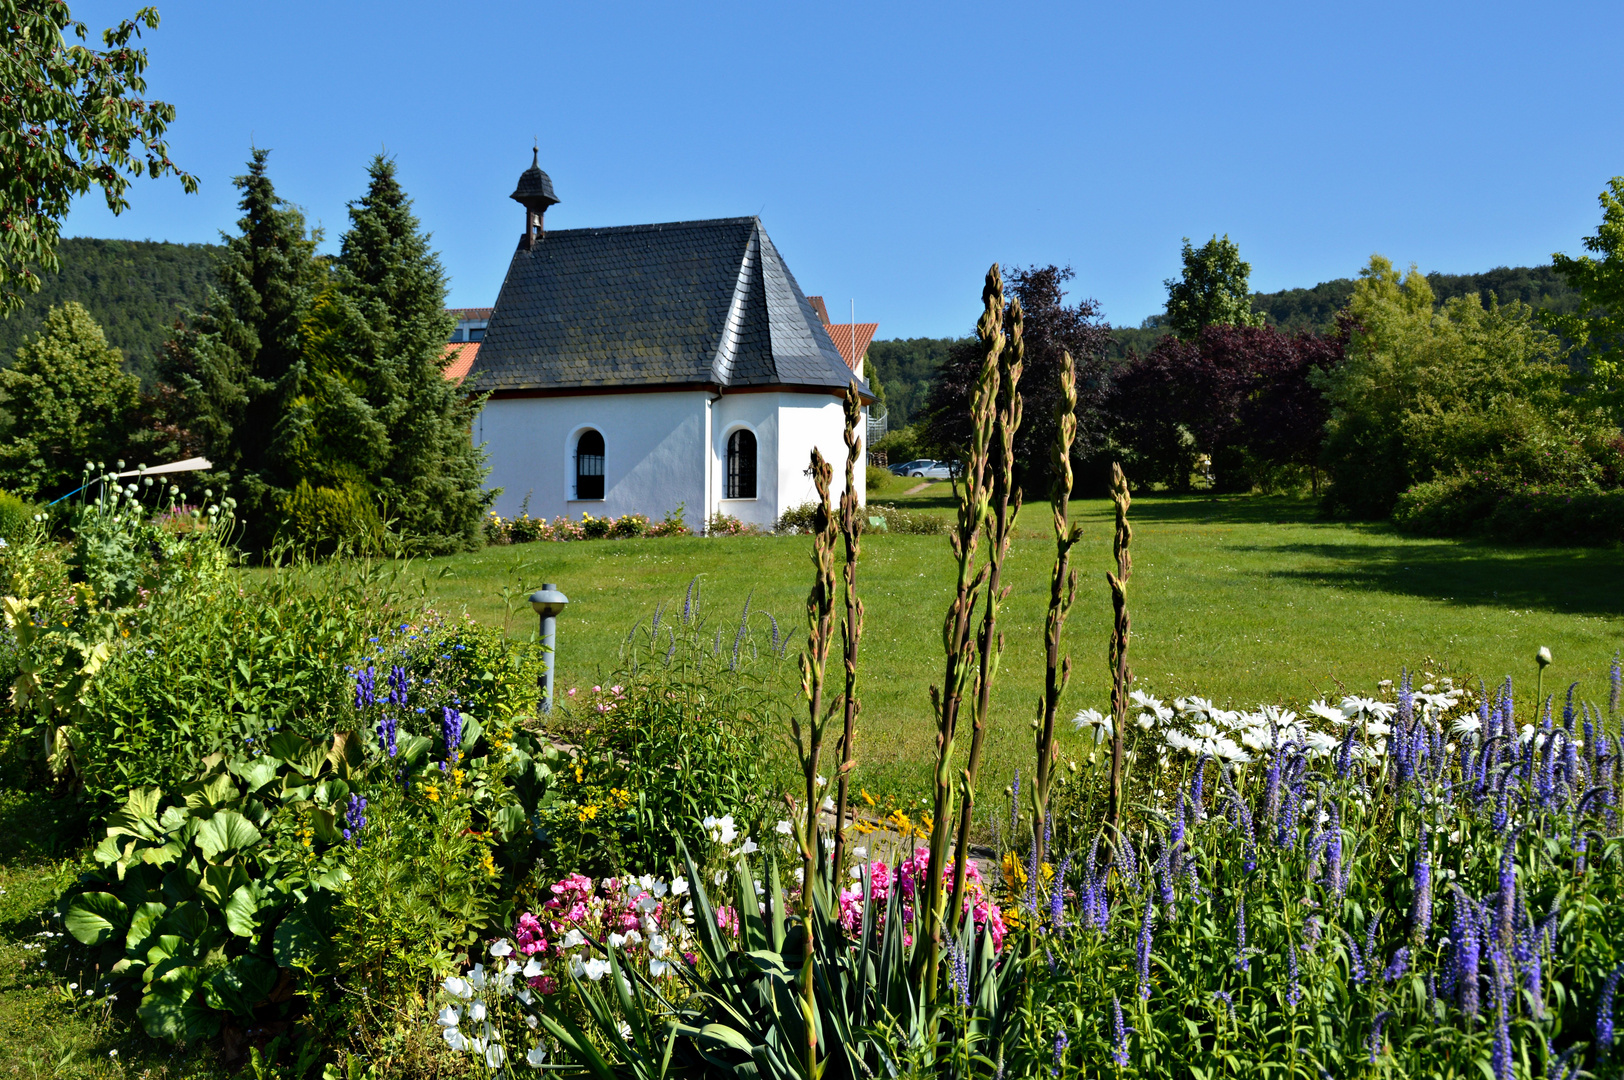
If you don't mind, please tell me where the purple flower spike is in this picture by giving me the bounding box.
[1111,996,1132,1066]
[1136,892,1155,1001]
[442,704,463,767]
[1412,827,1433,944]
[1235,893,1249,972]
[1599,962,1621,1052]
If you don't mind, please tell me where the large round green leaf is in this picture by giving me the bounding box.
[138,965,218,1042]
[272,903,328,969]
[65,892,129,945]
[203,954,277,1018]
[194,811,262,860]
[223,883,265,938]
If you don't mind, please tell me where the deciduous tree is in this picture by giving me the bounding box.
[1,2,195,315]
[1546,176,1624,424]
[1163,234,1264,340]
[923,265,1112,486]
[0,301,141,496]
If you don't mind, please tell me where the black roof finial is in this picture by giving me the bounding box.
[512,147,558,210]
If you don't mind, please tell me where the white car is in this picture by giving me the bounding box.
[894,459,956,480]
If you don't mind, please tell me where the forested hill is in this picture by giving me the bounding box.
[1252,264,1584,332]
[0,237,222,385]
[867,263,1585,428]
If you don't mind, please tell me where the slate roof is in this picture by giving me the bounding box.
[470,217,869,398]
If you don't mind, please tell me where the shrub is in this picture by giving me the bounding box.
[278,479,389,556]
[774,501,819,533]
[647,502,690,537]
[533,593,787,876]
[868,502,949,535]
[1317,256,1608,518]
[704,511,766,536]
[1395,469,1624,544]
[608,512,649,538]
[59,618,560,1045]
[0,489,39,542]
[509,513,551,543]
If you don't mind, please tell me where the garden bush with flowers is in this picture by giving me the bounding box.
[411,267,1624,1080]
[482,504,690,546]
[9,269,1624,1079]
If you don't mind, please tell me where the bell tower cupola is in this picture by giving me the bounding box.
[511,147,560,250]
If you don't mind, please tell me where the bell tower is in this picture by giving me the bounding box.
[511,147,560,250]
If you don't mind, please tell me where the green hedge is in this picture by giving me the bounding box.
[1393,470,1624,544]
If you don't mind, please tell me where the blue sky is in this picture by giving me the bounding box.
[64,0,1624,339]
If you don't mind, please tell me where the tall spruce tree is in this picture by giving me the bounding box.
[160,148,334,544]
[334,155,490,552]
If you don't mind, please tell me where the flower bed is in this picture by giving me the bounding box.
[483,505,690,545]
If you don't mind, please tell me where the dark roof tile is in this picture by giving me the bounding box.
[470,217,866,396]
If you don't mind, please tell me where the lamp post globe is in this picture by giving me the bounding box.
[529,584,569,713]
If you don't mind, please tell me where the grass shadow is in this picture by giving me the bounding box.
[1243,539,1624,619]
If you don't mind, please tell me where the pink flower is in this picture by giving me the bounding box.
[716,905,740,934]
[515,912,547,955]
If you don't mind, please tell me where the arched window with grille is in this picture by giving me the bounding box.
[725,428,757,500]
[575,429,605,500]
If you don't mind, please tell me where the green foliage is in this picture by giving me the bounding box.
[873,422,926,465]
[159,151,492,556]
[1394,464,1624,544]
[0,3,197,316]
[333,156,492,554]
[278,478,388,557]
[1317,255,1605,520]
[535,593,785,876]
[0,488,39,542]
[60,738,359,1043]
[1163,234,1265,339]
[2,470,235,785]
[1547,176,1624,425]
[0,303,150,499]
[866,338,963,429]
[0,237,220,386]
[159,148,329,548]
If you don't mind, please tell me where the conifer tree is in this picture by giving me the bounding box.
[160,148,332,544]
[334,155,490,552]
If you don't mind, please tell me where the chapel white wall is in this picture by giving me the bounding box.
[474,389,863,530]
[475,392,709,522]
[772,392,863,518]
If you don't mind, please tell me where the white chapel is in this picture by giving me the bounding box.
[459,153,874,530]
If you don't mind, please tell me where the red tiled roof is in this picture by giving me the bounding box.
[824,322,878,370]
[447,307,493,320]
[444,341,480,381]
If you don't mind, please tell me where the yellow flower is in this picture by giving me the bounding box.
[860,789,876,808]
[577,804,601,823]
[480,852,497,878]
[423,783,440,803]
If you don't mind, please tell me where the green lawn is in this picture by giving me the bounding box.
[406,490,1624,810]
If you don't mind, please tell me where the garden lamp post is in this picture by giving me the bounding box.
[529,584,569,714]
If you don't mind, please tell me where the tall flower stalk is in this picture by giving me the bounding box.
[949,289,1023,933]
[787,446,837,1077]
[918,264,1003,1009]
[1106,462,1134,831]
[1033,348,1081,866]
[831,381,865,874]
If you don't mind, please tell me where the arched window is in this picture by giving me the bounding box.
[575,429,605,500]
[726,428,757,500]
